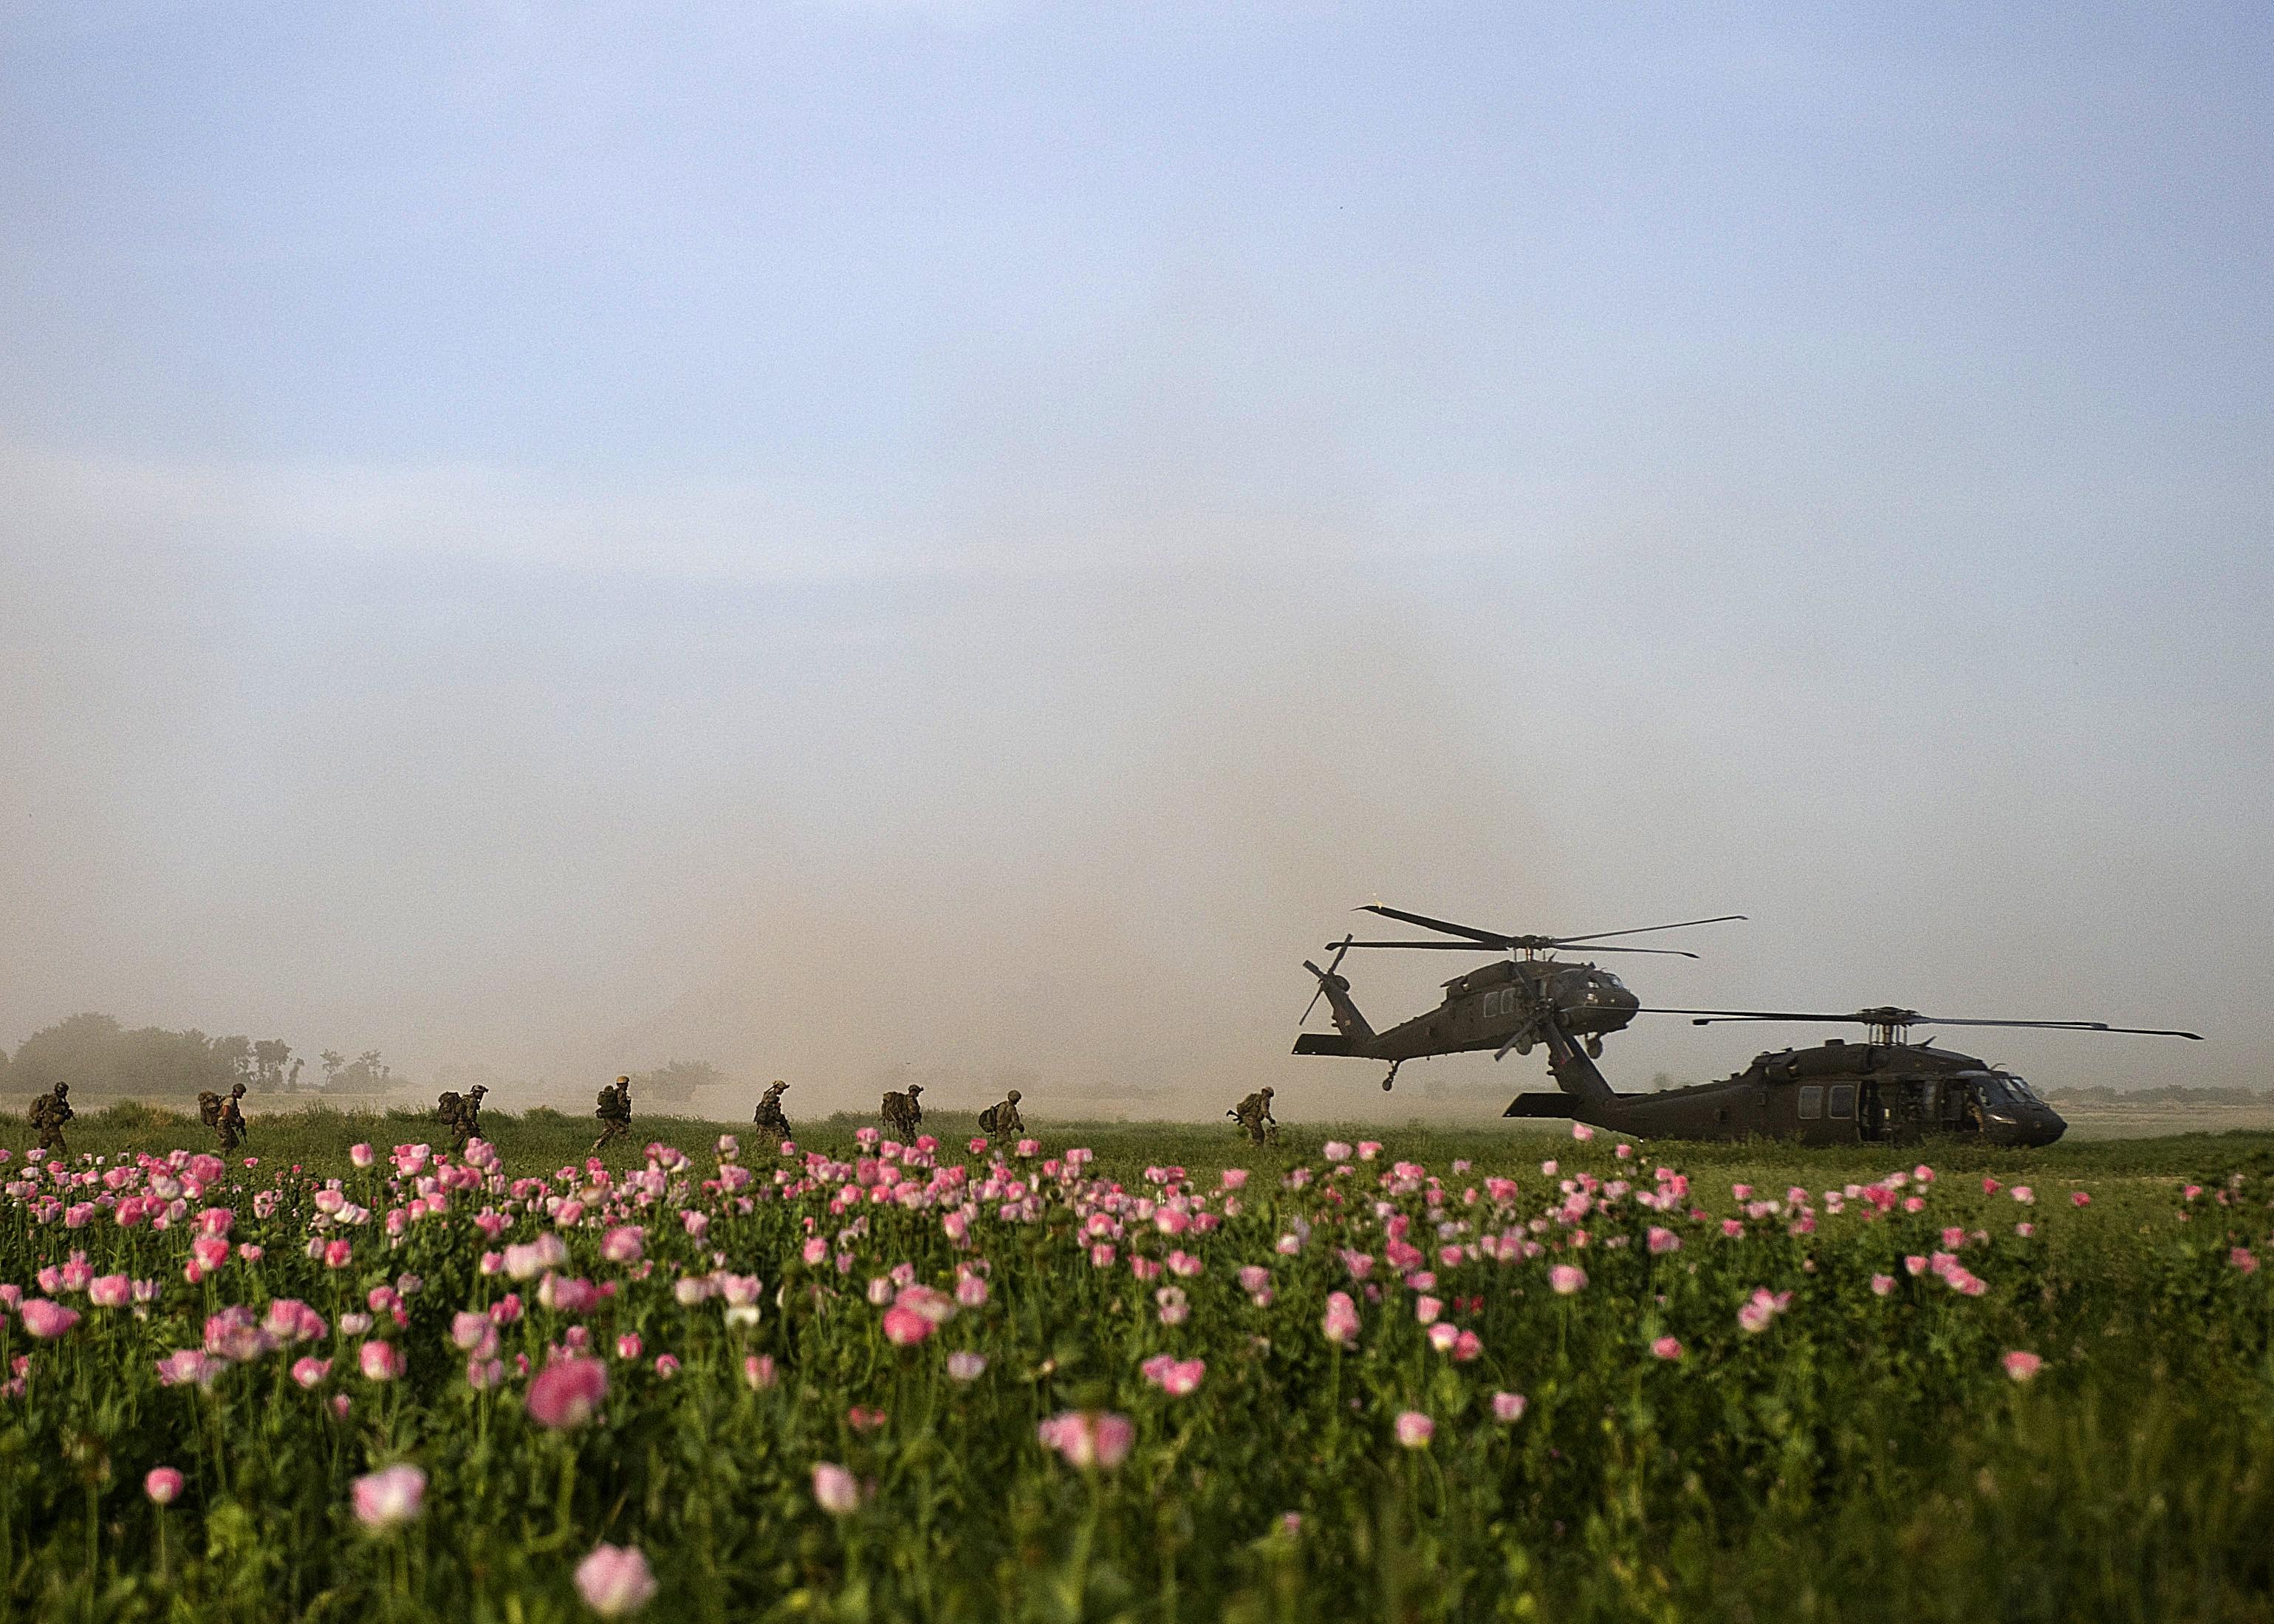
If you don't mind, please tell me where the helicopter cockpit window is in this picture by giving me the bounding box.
[1828,1084,1856,1120]
[2001,1076,2039,1103]
[1798,1086,1823,1120]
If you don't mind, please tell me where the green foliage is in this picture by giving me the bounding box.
[0,1117,2267,1620]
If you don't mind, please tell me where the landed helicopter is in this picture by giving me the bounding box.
[1292,904,1745,1089]
[1501,1002,2202,1147]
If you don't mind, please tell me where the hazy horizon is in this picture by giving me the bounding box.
[4,3,2268,1117]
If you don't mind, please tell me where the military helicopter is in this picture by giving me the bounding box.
[1292,904,1745,1090]
[1500,1001,2202,1147]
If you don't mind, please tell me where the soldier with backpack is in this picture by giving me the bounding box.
[436,1083,489,1151]
[593,1075,634,1153]
[753,1080,792,1140]
[27,1080,72,1156]
[880,1082,924,1140]
[977,1088,1024,1140]
[1228,1086,1277,1146]
[215,1082,250,1154]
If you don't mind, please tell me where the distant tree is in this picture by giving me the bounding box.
[252,1039,292,1093]
[213,1036,254,1087]
[320,1051,345,1086]
[10,1013,242,1099]
[325,1050,403,1096]
[287,1057,305,1091]
[630,1059,727,1104]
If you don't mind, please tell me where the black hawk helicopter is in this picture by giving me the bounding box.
[1500,1001,2202,1148]
[1292,904,1746,1090]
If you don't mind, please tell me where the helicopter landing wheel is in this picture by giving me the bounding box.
[1586,1035,1603,1059]
[1381,1062,1402,1092]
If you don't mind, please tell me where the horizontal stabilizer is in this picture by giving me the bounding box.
[1293,1032,1357,1057]
[1503,1093,1578,1119]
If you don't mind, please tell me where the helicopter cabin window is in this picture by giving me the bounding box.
[1797,1086,1823,1120]
[1828,1084,1856,1120]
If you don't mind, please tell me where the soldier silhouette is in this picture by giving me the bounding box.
[1229,1086,1276,1145]
[593,1075,634,1153]
[753,1080,792,1140]
[27,1080,72,1155]
[880,1082,925,1140]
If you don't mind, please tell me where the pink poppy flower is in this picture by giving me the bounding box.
[2002,1350,2043,1383]
[1549,1264,1586,1296]
[1321,1291,1361,1346]
[812,1462,860,1515]
[526,1356,609,1429]
[946,1351,987,1383]
[881,1304,933,1346]
[1570,1124,1595,1142]
[743,1354,778,1390]
[1651,1336,1683,1360]
[18,1299,78,1339]
[359,1341,403,1382]
[1492,1391,1527,1422]
[575,1543,658,1617]
[1322,1140,1353,1162]
[1394,1411,1434,1448]
[1038,1411,1134,1470]
[1870,1273,1896,1297]
[291,1355,332,1388]
[2070,1191,2091,1208]
[351,1464,426,1532]
[145,1467,185,1505]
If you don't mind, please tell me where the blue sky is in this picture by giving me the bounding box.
[3,2,2268,1107]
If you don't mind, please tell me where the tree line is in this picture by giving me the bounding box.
[1,1014,400,1101]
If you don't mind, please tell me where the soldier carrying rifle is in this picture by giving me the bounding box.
[592,1075,634,1154]
[1228,1086,1277,1146]
[27,1080,72,1156]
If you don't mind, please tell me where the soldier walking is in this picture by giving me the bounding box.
[27,1080,72,1156]
[880,1082,925,1140]
[592,1075,634,1153]
[753,1080,792,1140]
[977,1088,1024,1141]
[1228,1085,1277,1145]
[436,1083,489,1152]
[215,1083,250,1154]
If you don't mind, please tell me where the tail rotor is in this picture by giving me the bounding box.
[1301,936,1356,1024]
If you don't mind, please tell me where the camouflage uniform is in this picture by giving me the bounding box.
[880,1083,925,1141]
[215,1083,249,1154]
[753,1080,792,1140]
[592,1077,634,1153]
[436,1084,489,1151]
[27,1082,72,1155]
[977,1089,1024,1140]
[1229,1086,1276,1146]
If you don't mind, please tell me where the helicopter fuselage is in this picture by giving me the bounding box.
[1507,1035,2067,1148]
[1298,957,1640,1063]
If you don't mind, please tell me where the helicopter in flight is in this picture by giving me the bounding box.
[1499,1001,2202,1147]
[1292,904,1746,1090]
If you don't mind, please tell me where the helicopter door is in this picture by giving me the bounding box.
[1859,1079,1886,1142]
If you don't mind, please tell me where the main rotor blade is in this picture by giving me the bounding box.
[1355,905,1511,946]
[1552,914,1748,945]
[1631,1007,2204,1039]
[1340,939,1697,957]
[1887,1017,2204,1040]
[1342,939,1511,951]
